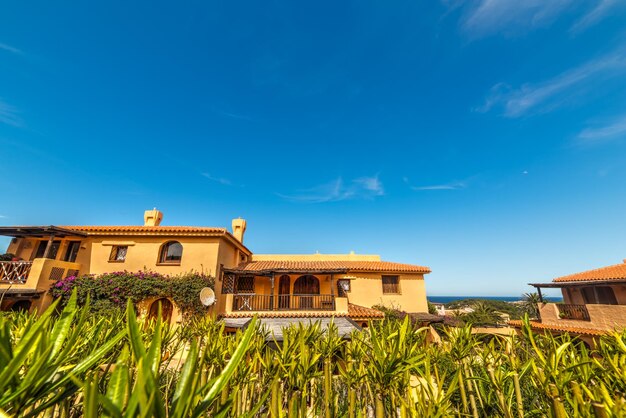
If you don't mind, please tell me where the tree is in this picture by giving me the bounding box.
[463,301,502,326]
[427,301,438,315]
[522,292,541,319]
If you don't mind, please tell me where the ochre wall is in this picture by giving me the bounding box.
[227,272,428,313]
[539,302,626,332]
[7,235,245,278]
[346,273,428,313]
[562,284,626,305]
[85,236,227,276]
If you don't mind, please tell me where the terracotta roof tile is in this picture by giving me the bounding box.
[232,260,430,274]
[552,261,626,283]
[508,320,606,336]
[221,311,347,319]
[61,225,228,235]
[348,303,385,319]
[221,304,384,320]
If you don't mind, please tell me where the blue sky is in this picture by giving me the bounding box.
[1,1,626,296]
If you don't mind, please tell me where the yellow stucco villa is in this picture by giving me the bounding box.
[0,209,431,329]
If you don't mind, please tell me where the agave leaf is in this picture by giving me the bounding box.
[0,298,60,395]
[171,339,199,418]
[47,328,126,394]
[48,289,78,359]
[192,317,258,417]
[126,300,146,363]
[106,348,130,411]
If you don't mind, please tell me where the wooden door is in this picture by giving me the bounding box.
[279,275,290,309]
[148,298,173,323]
[294,275,320,309]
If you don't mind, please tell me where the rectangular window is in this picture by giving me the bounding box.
[109,246,128,262]
[382,275,400,294]
[582,286,617,305]
[34,240,61,260]
[64,241,81,262]
[236,276,255,293]
[337,279,351,297]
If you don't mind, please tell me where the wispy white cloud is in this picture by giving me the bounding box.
[0,42,23,55]
[201,172,233,186]
[404,177,467,191]
[0,214,7,219]
[458,0,572,38]
[476,49,626,117]
[217,111,254,121]
[449,0,621,38]
[577,113,626,142]
[571,0,621,34]
[0,99,23,127]
[278,176,384,203]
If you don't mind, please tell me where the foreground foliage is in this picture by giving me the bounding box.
[1,294,625,417]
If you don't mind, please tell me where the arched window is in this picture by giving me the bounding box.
[294,275,320,294]
[294,275,320,310]
[159,241,183,264]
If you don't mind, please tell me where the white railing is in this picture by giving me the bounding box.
[0,261,33,284]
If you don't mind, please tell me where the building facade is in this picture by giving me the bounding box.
[0,210,431,327]
[511,259,626,345]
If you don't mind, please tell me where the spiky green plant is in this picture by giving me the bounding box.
[2,300,626,416]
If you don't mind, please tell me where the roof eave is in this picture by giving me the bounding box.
[531,279,626,287]
[0,226,88,238]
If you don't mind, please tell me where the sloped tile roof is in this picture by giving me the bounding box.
[508,320,606,336]
[221,304,384,320]
[61,225,228,235]
[348,303,385,319]
[221,311,346,319]
[553,261,626,283]
[232,260,430,274]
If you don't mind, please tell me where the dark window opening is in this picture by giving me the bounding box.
[109,246,128,262]
[382,275,400,294]
[64,241,81,262]
[159,241,183,264]
[337,279,351,297]
[236,276,255,293]
[582,286,617,305]
[34,240,61,260]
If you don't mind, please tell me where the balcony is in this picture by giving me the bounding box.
[556,304,590,321]
[538,302,626,332]
[0,259,81,290]
[232,294,336,312]
[0,261,33,284]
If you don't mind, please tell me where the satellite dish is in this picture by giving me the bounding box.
[200,287,216,306]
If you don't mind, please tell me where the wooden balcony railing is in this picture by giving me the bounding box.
[556,304,590,321]
[232,294,336,312]
[233,294,273,311]
[0,261,33,284]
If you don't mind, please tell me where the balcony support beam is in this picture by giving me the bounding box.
[42,235,56,259]
[270,273,275,311]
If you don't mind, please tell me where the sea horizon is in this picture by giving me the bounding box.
[428,296,563,304]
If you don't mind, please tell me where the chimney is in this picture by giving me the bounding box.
[232,218,247,242]
[144,208,163,226]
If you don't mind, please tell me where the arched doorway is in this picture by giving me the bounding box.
[278,275,291,309]
[11,300,31,312]
[294,275,320,309]
[148,298,173,323]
